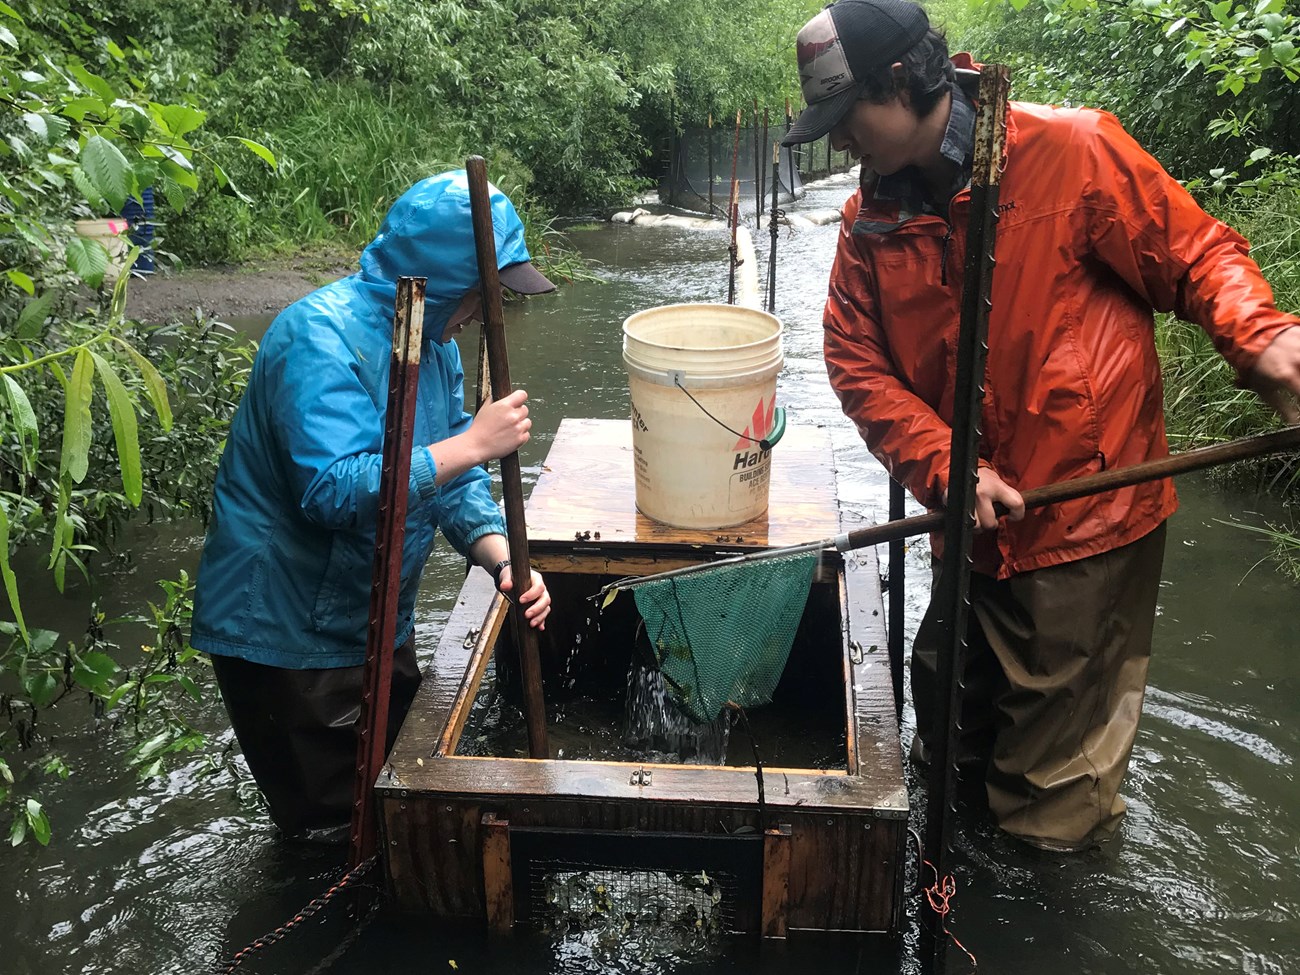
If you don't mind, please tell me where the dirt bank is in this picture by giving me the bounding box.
[125,254,352,323]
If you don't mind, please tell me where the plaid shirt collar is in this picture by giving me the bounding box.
[869,80,975,220]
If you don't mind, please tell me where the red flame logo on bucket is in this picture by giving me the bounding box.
[734,396,778,451]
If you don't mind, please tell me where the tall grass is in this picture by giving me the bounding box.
[1155,185,1300,496]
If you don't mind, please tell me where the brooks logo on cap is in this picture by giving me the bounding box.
[797,11,854,99]
[783,0,931,146]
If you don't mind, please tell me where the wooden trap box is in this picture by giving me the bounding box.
[379,419,907,938]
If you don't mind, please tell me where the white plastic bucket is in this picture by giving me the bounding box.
[622,303,785,529]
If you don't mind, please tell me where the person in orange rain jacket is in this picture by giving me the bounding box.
[783,0,1300,851]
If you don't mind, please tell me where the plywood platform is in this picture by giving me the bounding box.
[379,419,907,937]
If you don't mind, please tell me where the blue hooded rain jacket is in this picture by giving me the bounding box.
[190,171,532,669]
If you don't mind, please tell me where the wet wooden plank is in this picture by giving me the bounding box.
[481,813,514,932]
[761,824,793,938]
[387,570,498,768]
[527,418,840,552]
[843,519,908,816]
[380,753,903,815]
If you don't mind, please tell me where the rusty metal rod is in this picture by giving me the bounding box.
[601,423,1300,596]
[708,113,715,216]
[888,478,906,720]
[728,179,740,305]
[767,140,779,314]
[921,63,1011,975]
[465,156,549,759]
[349,275,424,868]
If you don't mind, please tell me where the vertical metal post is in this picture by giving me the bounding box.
[349,275,424,868]
[767,141,779,314]
[919,64,1010,975]
[780,98,790,184]
[667,94,677,208]
[728,178,740,305]
[825,135,832,175]
[888,479,906,719]
[465,156,550,760]
[753,100,762,217]
[760,107,769,213]
[708,113,715,216]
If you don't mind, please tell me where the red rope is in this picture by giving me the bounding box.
[922,859,978,970]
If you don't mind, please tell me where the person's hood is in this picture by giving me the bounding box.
[355,170,535,338]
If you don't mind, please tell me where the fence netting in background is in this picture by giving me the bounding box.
[660,125,854,216]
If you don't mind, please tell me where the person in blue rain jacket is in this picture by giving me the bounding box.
[191,171,554,843]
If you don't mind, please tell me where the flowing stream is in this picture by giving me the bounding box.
[1,172,1297,974]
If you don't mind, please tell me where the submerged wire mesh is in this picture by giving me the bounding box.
[536,861,734,958]
[630,551,818,724]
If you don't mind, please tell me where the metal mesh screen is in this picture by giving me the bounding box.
[535,861,738,943]
[511,828,764,941]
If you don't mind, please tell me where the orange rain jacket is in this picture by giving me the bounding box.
[825,61,1299,579]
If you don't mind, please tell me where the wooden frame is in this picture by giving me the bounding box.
[379,420,907,937]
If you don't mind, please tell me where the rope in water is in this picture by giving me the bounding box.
[213,854,378,974]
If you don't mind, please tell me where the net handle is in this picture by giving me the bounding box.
[599,425,1300,596]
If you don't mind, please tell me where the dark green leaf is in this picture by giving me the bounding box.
[0,502,29,644]
[5,269,34,295]
[9,814,26,847]
[65,235,109,288]
[15,291,53,339]
[23,671,58,709]
[236,137,277,169]
[160,104,206,138]
[41,113,70,144]
[159,175,186,215]
[80,136,131,212]
[176,675,202,702]
[60,347,94,483]
[25,799,50,846]
[79,651,119,682]
[212,161,252,204]
[0,2,23,21]
[90,351,141,505]
[115,339,173,431]
[29,629,59,654]
[67,62,116,107]
[61,97,106,122]
[72,166,107,211]
[3,373,39,469]
[104,680,137,711]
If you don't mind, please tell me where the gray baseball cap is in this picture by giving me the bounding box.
[782,0,930,146]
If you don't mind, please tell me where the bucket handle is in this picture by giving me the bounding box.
[671,375,787,451]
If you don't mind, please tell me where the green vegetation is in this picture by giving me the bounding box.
[102,0,822,264]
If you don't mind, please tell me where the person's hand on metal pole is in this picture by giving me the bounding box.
[944,465,1025,531]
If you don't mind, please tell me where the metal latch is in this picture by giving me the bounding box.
[629,767,653,786]
[849,640,865,664]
